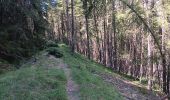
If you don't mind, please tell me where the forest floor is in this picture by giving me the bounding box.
[0,44,162,100]
[98,72,161,100]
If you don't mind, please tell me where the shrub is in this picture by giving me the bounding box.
[46,40,59,48]
[46,47,63,58]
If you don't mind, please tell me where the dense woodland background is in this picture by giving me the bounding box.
[0,0,170,97]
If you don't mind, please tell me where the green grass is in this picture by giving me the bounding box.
[0,44,123,100]
[58,44,123,100]
[0,52,67,100]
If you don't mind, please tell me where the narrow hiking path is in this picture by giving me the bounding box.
[97,72,161,100]
[0,46,161,100]
[58,45,161,100]
[24,49,160,100]
[48,55,80,100]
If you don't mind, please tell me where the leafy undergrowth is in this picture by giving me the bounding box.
[0,52,67,100]
[58,44,123,100]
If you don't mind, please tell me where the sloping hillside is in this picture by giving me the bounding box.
[0,45,122,100]
[58,44,160,100]
[0,44,162,100]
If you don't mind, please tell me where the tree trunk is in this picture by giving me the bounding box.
[147,34,153,90]
[103,18,107,66]
[167,57,170,94]
[112,0,117,70]
[140,30,144,82]
[65,0,70,45]
[71,0,75,53]
[85,15,90,59]
[61,13,65,42]
[83,0,90,59]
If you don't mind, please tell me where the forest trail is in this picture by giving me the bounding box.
[98,73,161,100]
[48,55,80,100]
[2,1,170,97]
[48,54,160,99]
[0,48,161,100]
[46,46,160,100]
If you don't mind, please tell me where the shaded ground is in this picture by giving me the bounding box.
[97,73,161,100]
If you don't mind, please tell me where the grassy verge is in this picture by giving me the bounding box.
[0,52,67,100]
[58,44,123,100]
